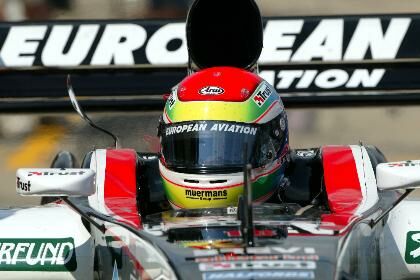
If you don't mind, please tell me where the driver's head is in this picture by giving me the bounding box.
[159,67,289,209]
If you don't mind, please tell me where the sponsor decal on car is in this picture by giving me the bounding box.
[199,86,225,95]
[185,189,228,201]
[27,171,86,176]
[182,240,240,250]
[258,18,409,90]
[388,160,420,167]
[227,207,237,215]
[259,69,386,90]
[296,150,316,158]
[194,254,320,263]
[16,177,31,192]
[0,23,187,67]
[202,270,315,280]
[225,229,279,238]
[0,238,76,271]
[193,246,316,257]
[0,19,409,66]
[199,261,316,271]
[405,231,420,264]
[0,17,411,91]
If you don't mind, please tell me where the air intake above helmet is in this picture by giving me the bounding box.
[186,0,263,70]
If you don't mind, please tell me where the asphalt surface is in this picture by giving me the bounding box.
[1,107,420,207]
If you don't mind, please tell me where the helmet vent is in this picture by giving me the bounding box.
[210,180,227,184]
[184,179,200,184]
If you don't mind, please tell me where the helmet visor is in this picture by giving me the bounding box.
[161,121,259,173]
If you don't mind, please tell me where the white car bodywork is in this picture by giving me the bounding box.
[1,156,420,279]
[0,204,93,279]
[381,200,420,280]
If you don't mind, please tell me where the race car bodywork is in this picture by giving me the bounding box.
[4,1,420,279]
[10,145,420,280]
[0,204,93,279]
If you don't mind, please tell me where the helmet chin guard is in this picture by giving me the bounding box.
[159,156,288,210]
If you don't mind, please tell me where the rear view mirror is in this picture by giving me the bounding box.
[377,161,420,191]
[16,168,95,197]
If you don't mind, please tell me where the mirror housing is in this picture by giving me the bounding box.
[377,161,420,191]
[16,168,95,197]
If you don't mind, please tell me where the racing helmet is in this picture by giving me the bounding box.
[159,67,289,209]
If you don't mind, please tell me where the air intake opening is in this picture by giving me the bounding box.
[186,0,263,70]
[210,180,228,184]
[184,179,200,184]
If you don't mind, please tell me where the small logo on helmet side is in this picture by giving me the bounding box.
[253,85,272,107]
[199,86,225,95]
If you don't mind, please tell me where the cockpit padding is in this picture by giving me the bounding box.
[281,149,324,206]
[137,153,170,216]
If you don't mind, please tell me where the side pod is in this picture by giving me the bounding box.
[381,199,420,279]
